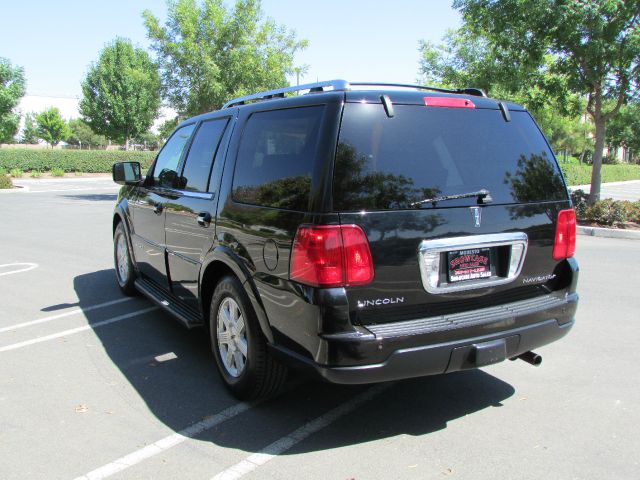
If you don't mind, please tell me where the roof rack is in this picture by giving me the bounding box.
[221,80,487,109]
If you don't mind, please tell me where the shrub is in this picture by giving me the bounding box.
[30,170,42,178]
[0,174,12,189]
[10,168,23,178]
[0,149,156,173]
[570,189,590,218]
[51,167,65,177]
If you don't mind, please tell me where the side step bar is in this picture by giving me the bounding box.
[135,278,203,329]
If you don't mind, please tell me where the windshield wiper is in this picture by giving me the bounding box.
[410,189,493,207]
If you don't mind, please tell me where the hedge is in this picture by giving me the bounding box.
[0,149,156,173]
[561,163,640,186]
[0,173,12,189]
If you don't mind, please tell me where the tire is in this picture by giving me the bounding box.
[113,222,137,296]
[209,275,287,400]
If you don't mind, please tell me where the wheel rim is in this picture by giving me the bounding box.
[217,297,248,378]
[115,233,129,284]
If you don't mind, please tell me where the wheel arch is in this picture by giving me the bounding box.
[200,247,274,343]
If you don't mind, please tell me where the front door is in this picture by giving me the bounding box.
[165,117,231,312]
[129,123,196,288]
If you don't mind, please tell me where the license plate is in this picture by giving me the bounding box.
[447,248,492,283]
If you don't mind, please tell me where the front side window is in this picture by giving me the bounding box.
[232,106,324,211]
[152,124,195,187]
[180,119,229,192]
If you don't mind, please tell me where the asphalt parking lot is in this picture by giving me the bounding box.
[1,178,639,480]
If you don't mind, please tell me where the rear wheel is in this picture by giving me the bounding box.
[113,222,137,296]
[209,276,287,400]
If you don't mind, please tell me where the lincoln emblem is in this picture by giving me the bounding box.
[470,206,482,227]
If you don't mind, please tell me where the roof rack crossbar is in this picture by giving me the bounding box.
[221,80,488,109]
[222,79,350,109]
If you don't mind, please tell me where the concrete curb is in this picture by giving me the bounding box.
[577,225,640,240]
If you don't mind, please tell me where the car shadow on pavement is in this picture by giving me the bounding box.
[75,269,516,454]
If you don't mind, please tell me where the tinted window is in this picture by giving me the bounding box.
[153,124,195,187]
[232,106,324,211]
[180,119,228,192]
[333,103,566,211]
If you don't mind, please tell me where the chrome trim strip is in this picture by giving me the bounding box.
[418,232,528,294]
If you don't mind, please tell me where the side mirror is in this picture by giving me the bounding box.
[113,162,142,185]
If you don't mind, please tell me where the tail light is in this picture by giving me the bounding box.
[552,209,576,260]
[290,225,374,287]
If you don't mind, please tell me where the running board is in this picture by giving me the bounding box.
[135,278,203,329]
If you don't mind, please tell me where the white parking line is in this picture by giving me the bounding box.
[0,262,39,276]
[0,306,158,353]
[73,402,258,480]
[211,383,392,480]
[0,297,134,333]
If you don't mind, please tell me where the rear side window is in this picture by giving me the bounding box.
[153,124,195,187]
[232,106,324,211]
[333,103,566,211]
[180,118,228,192]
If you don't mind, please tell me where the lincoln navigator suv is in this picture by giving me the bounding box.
[111,80,578,400]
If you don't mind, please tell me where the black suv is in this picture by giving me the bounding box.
[112,80,578,400]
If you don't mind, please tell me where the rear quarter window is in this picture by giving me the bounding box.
[333,103,567,211]
[232,106,324,211]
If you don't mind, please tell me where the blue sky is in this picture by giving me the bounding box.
[1,0,461,98]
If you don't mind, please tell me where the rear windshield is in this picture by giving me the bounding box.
[333,103,566,211]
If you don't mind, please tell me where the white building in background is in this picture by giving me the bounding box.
[15,95,174,142]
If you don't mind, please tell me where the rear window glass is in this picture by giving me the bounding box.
[333,103,566,211]
[232,106,323,211]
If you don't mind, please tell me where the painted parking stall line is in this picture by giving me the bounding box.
[211,383,392,480]
[0,297,134,333]
[73,401,262,480]
[0,306,158,353]
[0,262,38,276]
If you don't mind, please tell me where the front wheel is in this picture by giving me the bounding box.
[209,276,287,400]
[113,222,137,296]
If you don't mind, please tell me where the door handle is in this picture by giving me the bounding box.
[197,212,212,227]
[153,203,163,215]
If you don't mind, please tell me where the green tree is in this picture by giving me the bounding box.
[455,0,640,204]
[67,118,108,149]
[35,107,71,148]
[158,116,179,141]
[80,38,161,150]
[21,112,39,144]
[0,57,26,143]
[607,103,640,162]
[143,0,307,116]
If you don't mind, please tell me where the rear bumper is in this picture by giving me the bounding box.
[270,292,577,384]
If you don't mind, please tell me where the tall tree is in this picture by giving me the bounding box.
[0,57,26,143]
[455,0,640,204]
[143,0,307,116]
[21,112,39,144]
[35,107,71,148]
[418,27,587,156]
[80,38,161,150]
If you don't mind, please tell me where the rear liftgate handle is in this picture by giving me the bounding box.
[197,212,212,227]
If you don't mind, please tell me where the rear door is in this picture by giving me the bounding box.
[333,99,570,329]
